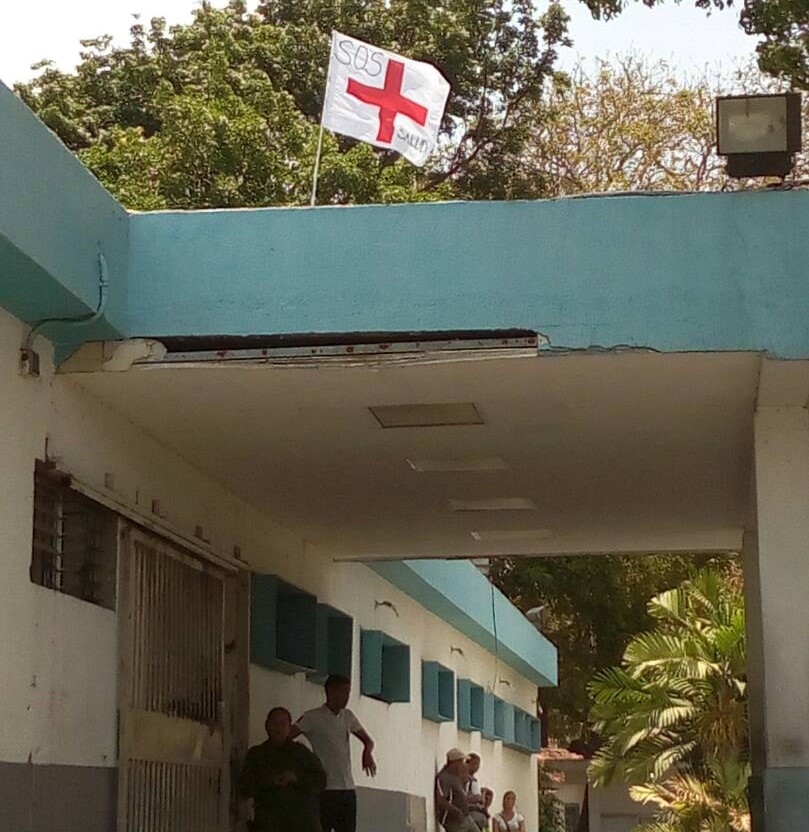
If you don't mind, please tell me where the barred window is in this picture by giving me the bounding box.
[31,463,118,610]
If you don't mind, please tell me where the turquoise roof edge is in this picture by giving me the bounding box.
[0,83,129,351]
[369,559,557,687]
[5,74,809,361]
[127,191,809,359]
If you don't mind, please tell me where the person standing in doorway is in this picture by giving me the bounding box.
[239,706,326,832]
[291,674,377,832]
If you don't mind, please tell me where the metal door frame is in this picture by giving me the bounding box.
[116,521,248,832]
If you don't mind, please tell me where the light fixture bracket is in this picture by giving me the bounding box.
[725,151,793,179]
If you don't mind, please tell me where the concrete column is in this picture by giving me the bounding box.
[745,400,809,830]
[586,782,601,832]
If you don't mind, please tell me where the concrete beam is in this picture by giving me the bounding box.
[746,403,809,831]
[0,83,128,355]
[369,559,558,687]
[128,191,809,357]
[344,528,743,560]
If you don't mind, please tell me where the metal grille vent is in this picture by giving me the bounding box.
[128,536,224,722]
[31,465,117,610]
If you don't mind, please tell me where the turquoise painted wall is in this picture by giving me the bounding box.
[0,83,128,349]
[369,559,557,688]
[128,190,809,358]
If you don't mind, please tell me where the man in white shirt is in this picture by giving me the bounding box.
[465,754,487,831]
[465,753,483,804]
[291,674,377,832]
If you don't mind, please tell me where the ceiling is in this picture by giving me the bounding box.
[67,350,760,560]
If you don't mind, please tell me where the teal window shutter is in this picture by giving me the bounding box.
[361,630,384,697]
[310,604,353,683]
[494,697,505,739]
[470,685,485,730]
[250,574,279,670]
[382,641,410,702]
[276,579,318,669]
[457,679,485,732]
[483,692,496,739]
[501,707,537,753]
[250,574,318,674]
[529,716,541,752]
[514,709,529,749]
[501,703,516,746]
[438,667,455,719]
[422,661,455,722]
[361,629,411,703]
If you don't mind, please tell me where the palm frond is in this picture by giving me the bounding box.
[588,566,748,832]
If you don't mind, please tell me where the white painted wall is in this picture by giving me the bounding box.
[590,782,656,832]
[250,563,539,831]
[0,307,118,768]
[0,305,540,827]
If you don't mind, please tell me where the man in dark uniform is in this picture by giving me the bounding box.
[240,706,327,832]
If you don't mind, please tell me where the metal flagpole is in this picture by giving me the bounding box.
[311,31,335,207]
[310,120,326,207]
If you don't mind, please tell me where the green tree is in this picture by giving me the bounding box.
[528,56,726,194]
[588,566,748,832]
[523,56,809,194]
[578,0,809,91]
[629,758,751,832]
[15,0,570,209]
[491,553,704,742]
[741,0,809,89]
[538,788,568,832]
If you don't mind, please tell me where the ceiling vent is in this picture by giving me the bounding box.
[450,498,536,512]
[406,456,509,472]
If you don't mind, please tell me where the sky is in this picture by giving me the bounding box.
[0,0,758,88]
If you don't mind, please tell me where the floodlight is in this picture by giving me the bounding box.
[716,93,802,178]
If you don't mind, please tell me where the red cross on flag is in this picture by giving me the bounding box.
[322,31,450,167]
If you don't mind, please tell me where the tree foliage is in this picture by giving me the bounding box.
[740,0,809,89]
[630,757,752,832]
[537,788,568,832]
[588,565,749,832]
[18,0,808,210]
[16,0,570,208]
[579,0,809,92]
[490,553,707,742]
[528,57,809,195]
[530,56,725,194]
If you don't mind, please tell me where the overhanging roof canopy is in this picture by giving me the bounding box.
[64,348,757,560]
[1,78,804,566]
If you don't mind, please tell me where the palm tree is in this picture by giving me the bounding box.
[630,756,751,832]
[587,565,748,832]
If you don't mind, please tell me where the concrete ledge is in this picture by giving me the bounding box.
[128,192,809,358]
[357,785,427,832]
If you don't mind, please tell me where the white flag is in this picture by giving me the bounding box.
[322,31,450,167]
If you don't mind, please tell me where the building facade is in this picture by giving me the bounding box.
[2,77,809,832]
[0,302,554,831]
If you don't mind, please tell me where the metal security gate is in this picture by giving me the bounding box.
[118,525,229,832]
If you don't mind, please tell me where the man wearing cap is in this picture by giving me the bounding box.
[435,748,479,832]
